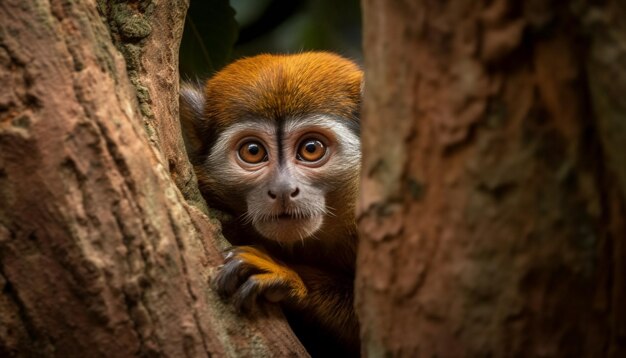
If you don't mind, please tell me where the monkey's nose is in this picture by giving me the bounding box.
[267,187,299,200]
[290,187,299,197]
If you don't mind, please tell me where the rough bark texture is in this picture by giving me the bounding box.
[357,0,626,357]
[0,0,306,356]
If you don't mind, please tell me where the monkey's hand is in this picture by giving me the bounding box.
[213,246,308,312]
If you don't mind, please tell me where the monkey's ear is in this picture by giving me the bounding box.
[179,82,206,160]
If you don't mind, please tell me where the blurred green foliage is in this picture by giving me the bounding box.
[179,0,361,79]
[179,0,238,78]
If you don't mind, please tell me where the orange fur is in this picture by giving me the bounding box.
[203,52,362,131]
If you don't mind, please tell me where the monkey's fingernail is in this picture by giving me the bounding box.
[225,252,234,260]
[217,264,224,270]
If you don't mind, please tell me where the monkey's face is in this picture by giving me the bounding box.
[201,115,360,243]
[185,52,363,244]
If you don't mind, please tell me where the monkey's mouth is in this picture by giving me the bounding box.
[276,213,302,220]
[263,211,316,222]
[253,212,324,243]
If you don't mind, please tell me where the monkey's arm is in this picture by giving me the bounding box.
[213,246,358,346]
[287,262,359,350]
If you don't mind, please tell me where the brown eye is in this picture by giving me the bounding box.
[238,141,267,164]
[297,139,326,162]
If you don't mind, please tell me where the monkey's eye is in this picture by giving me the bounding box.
[238,141,267,164]
[297,139,326,162]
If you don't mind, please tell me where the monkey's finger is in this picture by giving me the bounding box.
[232,273,283,313]
[214,256,265,297]
[222,247,237,263]
[225,246,274,263]
[232,276,261,313]
[214,259,247,297]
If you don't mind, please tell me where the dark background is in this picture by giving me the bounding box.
[179,0,362,79]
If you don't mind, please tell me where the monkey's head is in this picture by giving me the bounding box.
[181,52,362,244]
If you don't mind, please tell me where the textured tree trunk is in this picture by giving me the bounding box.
[0,0,306,356]
[357,0,626,357]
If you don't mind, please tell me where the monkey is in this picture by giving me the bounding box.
[179,52,362,356]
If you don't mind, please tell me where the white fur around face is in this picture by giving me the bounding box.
[201,115,360,244]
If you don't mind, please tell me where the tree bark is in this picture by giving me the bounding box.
[0,0,306,356]
[357,0,625,356]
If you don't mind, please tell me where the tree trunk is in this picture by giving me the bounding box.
[0,0,306,356]
[357,0,625,356]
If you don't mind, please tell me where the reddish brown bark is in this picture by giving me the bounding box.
[358,0,626,356]
[0,0,306,356]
